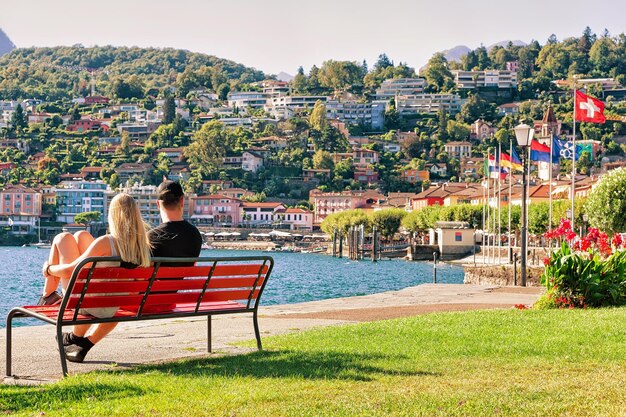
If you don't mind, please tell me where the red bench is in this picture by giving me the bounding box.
[6,255,274,377]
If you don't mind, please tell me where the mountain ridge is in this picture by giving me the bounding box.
[0,28,16,56]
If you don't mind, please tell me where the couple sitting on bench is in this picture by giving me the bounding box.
[39,181,202,363]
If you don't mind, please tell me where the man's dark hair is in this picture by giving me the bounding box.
[156,181,184,209]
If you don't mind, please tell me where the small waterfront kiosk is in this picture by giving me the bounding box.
[429,221,475,259]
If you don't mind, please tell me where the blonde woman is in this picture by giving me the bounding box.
[41,193,151,363]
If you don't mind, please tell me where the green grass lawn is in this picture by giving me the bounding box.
[2,308,626,416]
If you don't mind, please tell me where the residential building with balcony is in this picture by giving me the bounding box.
[275,208,313,231]
[395,94,465,115]
[470,119,497,140]
[265,95,328,116]
[375,78,426,100]
[105,184,161,226]
[189,194,242,227]
[227,92,269,109]
[401,169,430,183]
[241,202,286,226]
[451,70,518,89]
[242,151,265,173]
[444,141,472,158]
[353,148,379,167]
[310,189,384,225]
[55,180,109,224]
[325,101,385,130]
[0,184,42,234]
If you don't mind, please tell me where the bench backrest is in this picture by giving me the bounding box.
[59,256,273,323]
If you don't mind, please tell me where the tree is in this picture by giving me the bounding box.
[116,131,130,156]
[309,100,329,132]
[312,150,334,170]
[184,121,228,177]
[291,67,308,94]
[74,211,101,225]
[318,60,362,93]
[370,208,407,240]
[384,99,402,131]
[585,167,626,233]
[402,205,442,233]
[10,104,27,131]
[423,53,454,93]
[163,96,176,124]
[528,202,550,235]
[446,120,471,141]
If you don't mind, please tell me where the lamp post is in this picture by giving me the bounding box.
[513,123,534,286]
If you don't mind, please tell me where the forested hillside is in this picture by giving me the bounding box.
[0,45,267,100]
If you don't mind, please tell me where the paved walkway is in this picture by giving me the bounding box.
[1,284,542,385]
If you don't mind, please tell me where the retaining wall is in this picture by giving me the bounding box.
[463,264,544,287]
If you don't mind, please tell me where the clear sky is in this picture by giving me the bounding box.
[1,0,624,75]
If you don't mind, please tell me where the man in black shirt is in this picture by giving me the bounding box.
[149,180,203,265]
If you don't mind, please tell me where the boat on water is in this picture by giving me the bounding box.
[32,242,52,249]
[201,243,214,250]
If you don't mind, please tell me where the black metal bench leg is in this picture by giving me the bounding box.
[6,310,15,377]
[253,311,262,351]
[207,315,212,353]
[57,326,68,377]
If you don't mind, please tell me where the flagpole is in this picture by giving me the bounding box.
[483,148,491,261]
[571,89,577,230]
[527,146,531,259]
[508,139,512,263]
[482,177,486,264]
[549,134,553,232]
[498,141,502,264]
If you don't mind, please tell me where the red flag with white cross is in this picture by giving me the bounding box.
[575,90,605,123]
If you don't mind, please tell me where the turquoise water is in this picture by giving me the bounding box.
[1,247,464,327]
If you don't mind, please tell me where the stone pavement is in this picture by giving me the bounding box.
[1,284,542,385]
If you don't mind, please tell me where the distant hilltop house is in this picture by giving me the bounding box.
[444,141,472,159]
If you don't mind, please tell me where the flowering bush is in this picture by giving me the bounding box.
[539,219,626,308]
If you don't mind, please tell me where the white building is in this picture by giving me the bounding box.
[242,151,265,173]
[375,78,426,100]
[326,100,385,130]
[265,95,328,114]
[444,141,472,158]
[451,70,518,90]
[396,94,466,115]
[227,92,269,109]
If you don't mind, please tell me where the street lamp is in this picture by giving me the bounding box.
[513,123,534,286]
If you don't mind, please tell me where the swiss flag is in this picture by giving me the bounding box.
[575,90,605,123]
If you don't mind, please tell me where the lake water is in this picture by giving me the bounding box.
[0,247,464,327]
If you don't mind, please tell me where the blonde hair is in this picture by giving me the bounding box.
[108,193,151,267]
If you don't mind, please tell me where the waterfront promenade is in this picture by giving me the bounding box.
[2,283,542,384]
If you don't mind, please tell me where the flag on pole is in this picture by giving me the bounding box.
[487,153,508,179]
[501,150,523,172]
[575,90,606,124]
[553,137,582,161]
[530,139,557,163]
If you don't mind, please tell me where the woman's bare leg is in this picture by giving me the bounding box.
[74,230,94,254]
[43,231,95,296]
[43,232,80,296]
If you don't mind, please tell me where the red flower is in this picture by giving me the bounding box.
[543,257,551,266]
[566,230,577,241]
[612,234,623,248]
[514,304,529,310]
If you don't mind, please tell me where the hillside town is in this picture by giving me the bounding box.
[2,42,626,244]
